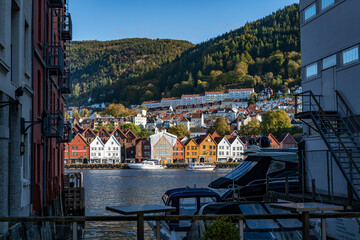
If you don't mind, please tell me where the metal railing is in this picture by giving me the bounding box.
[48,0,65,8]
[336,90,360,137]
[61,13,72,40]
[0,212,359,240]
[60,71,72,94]
[46,42,65,74]
[43,110,64,138]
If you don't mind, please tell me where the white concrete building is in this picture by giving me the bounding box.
[104,136,121,163]
[228,88,254,100]
[205,91,228,103]
[181,94,206,105]
[90,137,105,163]
[142,100,162,109]
[190,112,204,128]
[133,113,147,129]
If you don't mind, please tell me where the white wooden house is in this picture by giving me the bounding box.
[89,137,105,163]
[216,137,231,162]
[229,136,245,161]
[104,135,121,164]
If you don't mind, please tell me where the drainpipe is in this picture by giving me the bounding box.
[31,0,35,214]
[43,0,47,216]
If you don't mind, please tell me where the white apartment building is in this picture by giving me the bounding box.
[205,91,228,103]
[89,137,105,163]
[142,100,162,109]
[161,97,181,108]
[228,88,254,100]
[133,113,147,129]
[181,94,206,105]
[190,112,204,128]
[103,136,121,163]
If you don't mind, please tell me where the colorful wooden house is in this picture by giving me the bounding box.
[135,138,151,163]
[196,134,217,163]
[184,139,199,163]
[65,133,90,164]
[173,138,185,163]
[278,133,298,149]
[267,133,280,149]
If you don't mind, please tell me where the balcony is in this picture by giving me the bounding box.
[46,43,65,75]
[43,111,64,138]
[59,71,72,94]
[60,121,72,142]
[48,0,65,8]
[61,13,72,40]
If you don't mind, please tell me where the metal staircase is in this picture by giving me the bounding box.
[295,90,360,201]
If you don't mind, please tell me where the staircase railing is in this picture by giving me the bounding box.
[336,90,360,138]
[296,91,360,201]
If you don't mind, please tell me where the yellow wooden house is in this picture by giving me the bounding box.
[184,139,199,163]
[196,134,217,163]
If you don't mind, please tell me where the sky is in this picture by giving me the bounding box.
[70,0,299,44]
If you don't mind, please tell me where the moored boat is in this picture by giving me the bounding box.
[186,163,216,171]
[127,159,165,170]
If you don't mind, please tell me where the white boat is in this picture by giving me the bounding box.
[127,159,165,170]
[186,163,216,171]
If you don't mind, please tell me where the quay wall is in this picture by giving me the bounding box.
[65,163,241,170]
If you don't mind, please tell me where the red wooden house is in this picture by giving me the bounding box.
[267,133,281,149]
[278,133,298,149]
[64,134,90,164]
[135,138,151,162]
[173,138,185,163]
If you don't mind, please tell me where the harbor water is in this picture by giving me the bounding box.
[66,168,232,239]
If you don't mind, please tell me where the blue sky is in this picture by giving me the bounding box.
[70,0,299,44]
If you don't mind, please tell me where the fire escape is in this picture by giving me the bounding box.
[44,0,72,143]
[295,90,360,202]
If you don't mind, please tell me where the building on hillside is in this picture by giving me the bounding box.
[228,88,254,100]
[189,127,207,138]
[297,0,360,205]
[184,139,199,163]
[133,113,147,129]
[196,134,217,163]
[190,112,204,128]
[181,94,206,106]
[150,132,177,164]
[142,100,161,109]
[103,135,121,163]
[135,138,151,163]
[173,138,185,163]
[123,129,138,161]
[161,97,181,108]
[89,137,105,163]
[65,134,90,164]
[215,137,231,162]
[205,91,228,103]
[31,0,72,214]
[178,115,190,130]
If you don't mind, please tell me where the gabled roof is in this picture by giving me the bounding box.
[278,133,297,145]
[90,136,105,146]
[70,133,89,146]
[211,131,221,139]
[111,128,127,139]
[184,138,199,147]
[125,129,138,139]
[267,133,280,145]
[82,127,96,137]
[196,134,216,145]
[104,135,120,146]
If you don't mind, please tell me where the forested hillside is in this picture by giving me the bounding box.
[69,4,300,106]
[68,39,194,103]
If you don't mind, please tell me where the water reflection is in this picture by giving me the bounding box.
[66,168,231,239]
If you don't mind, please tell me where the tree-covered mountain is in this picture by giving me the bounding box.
[69,4,300,106]
[68,38,194,104]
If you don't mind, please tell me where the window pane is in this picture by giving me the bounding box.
[343,46,359,65]
[322,0,335,10]
[306,63,318,78]
[323,54,337,69]
[305,4,316,20]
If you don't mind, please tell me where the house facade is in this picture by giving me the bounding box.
[103,136,121,163]
[135,138,151,163]
[65,134,90,164]
[229,136,245,161]
[216,137,231,162]
[89,137,105,163]
[184,139,199,163]
[173,138,185,163]
[196,134,217,163]
[150,132,177,163]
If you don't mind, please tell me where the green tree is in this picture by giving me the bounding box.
[249,92,258,104]
[213,117,231,136]
[138,130,153,140]
[72,109,80,118]
[80,108,90,117]
[168,124,190,138]
[202,217,239,240]
[103,122,115,133]
[239,118,261,136]
[260,110,291,137]
[120,123,141,136]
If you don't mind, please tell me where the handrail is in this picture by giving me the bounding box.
[299,91,360,200]
[335,90,360,132]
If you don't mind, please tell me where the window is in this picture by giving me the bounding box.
[321,0,334,10]
[306,63,318,78]
[304,4,316,20]
[343,46,359,65]
[84,146,86,150]
[75,146,78,150]
[203,145,205,149]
